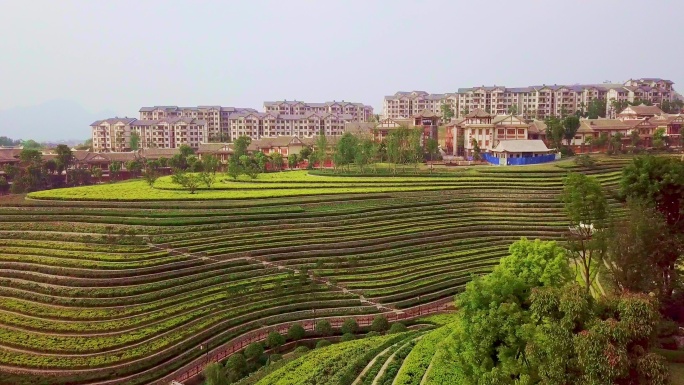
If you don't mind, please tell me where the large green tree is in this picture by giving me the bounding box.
[451,238,571,383]
[545,116,565,150]
[586,99,607,119]
[440,103,455,123]
[606,200,682,299]
[333,132,358,172]
[130,132,141,151]
[202,362,229,385]
[527,285,668,385]
[233,136,251,159]
[562,116,581,146]
[561,173,609,295]
[425,138,439,172]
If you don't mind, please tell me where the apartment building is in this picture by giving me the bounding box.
[91,118,137,152]
[227,111,353,140]
[139,106,257,141]
[382,91,454,120]
[263,100,373,122]
[91,117,207,152]
[383,78,678,120]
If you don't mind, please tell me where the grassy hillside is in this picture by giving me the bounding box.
[0,157,631,385]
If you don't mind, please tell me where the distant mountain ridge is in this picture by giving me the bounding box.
[0,100,119,142]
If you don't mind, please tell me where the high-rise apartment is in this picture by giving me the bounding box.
[383,78,678,120]
[91,117,208,152]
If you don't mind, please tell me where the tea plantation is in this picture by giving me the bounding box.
[0,157,630,385]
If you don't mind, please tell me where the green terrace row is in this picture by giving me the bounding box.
[0,293,361,354]
[0,305,380,385]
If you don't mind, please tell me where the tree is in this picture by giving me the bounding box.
[370,315,389,333]
[341,333,355,342]
[202,362,229,385]
[130,132,141,151]
[142,166,158,188]
[125,160,143,177]
[299,146,312,161]
[19,148,42,164]
[529,285,668,385]
[620,155,684,232]
[608,132,624,154]
[586,98,607,119]
[55,144,73,182]
[169,154,188,170]
[386,132,400,174]
[507,105,519,115]
[605,200,681,297]
[265,331,285,349]
[545,116,565,150]
[227,160,242,180]
[200,170,216,188]
[171,170,201,194]
[244,342,264,361]
[470,138,481,161]
[287,153,299,169]
[340,319,358,335]
[425,138,439,172]
[316,340,331,349]
[313,134,329,170]
[561,173,609,295]
[594,132,609,148]
[0,136,20,147]
[653,127,667,149]
[204,155,220,174]
[353,138,375,174]
[573,155,596,170]
[109,161,122,181]
[179,144,195,157]
[0,176,8,195]
[408,128,423,171]
[388,322,407,334]
[315,320,332,336]
[630,129,641,149]
[224,353,247,383]
[450,238,572,383]
[333,133,358,172]
[620,157,684,313]
[44,159,57,175]
[271,153,284,172]
[91,167,103,183]
[440,103,454,123]
[253,152,268,173]
[21,139,41,150]
[287,324,306,341]
[233,136,251,159]
[562,115,580,146]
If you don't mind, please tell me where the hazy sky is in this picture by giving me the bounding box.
[1,0,682,117]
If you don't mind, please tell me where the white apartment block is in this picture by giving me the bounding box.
[228,111,353,140]
[382,91,453,120]
[383,78,677,120]
[264,100,373,122]
[91,117,207,152]
[139,106,257,141]
[91,118,137,152]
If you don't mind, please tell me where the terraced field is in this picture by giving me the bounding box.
[0,157,631,385]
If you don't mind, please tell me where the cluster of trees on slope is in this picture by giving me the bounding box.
[443,155,683,384]
[1,144,93,194]
[202,315,407,385]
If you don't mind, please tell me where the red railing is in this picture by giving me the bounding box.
[157,297,453,385]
